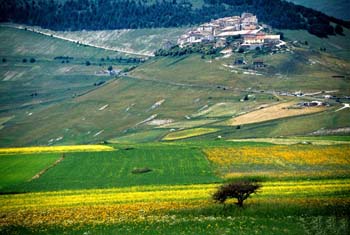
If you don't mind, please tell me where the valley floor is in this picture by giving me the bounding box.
[0,140,349,234]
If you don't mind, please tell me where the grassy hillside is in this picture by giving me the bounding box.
[288,0,350,20]
[1,24,187,56]
[0,25,350,147]
[0,26,133,111]
[282,27,350,60]
[46,27,187,56]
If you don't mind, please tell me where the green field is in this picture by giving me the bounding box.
[0,142,349,234]
[163,128,219,141]
[0,153,60,190]
[109,129,168,143]
[2,146,220,192]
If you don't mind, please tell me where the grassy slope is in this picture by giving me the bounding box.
[0,26,130,113]
[52,27,188,55]
[0,26,350,146]
[7,147,219,192]
[288,0,350,20]
[282,27,350,60]
[0,153,60,190]
[132,51,350,94]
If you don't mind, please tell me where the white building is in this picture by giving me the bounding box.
[241,12,258,30]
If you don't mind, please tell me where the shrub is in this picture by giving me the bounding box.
[131,168,152,174]
[238,47,245,53]
[213,181,261,207]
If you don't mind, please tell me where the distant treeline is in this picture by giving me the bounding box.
[1,0,349,37]
[54,56,74,60]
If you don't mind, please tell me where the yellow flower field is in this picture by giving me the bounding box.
[204,145,350,178]
[0,145,115,155]
[205,146,350,166]
[1,180,349,227]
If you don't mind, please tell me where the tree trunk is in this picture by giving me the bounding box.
[237,198,243,207]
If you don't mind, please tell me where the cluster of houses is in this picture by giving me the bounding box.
[178,13,283,50]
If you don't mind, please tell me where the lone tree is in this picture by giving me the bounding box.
[213,181,261,207]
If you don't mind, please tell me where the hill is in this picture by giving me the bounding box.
[0,25,349,146]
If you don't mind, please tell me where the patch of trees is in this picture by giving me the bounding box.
[155,44,219,57]
[0,0,349,38]
[99,56,145,64]
[30,92,38,97]
[114,57,145,64]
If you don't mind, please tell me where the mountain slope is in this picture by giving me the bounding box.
[288,0,350,20]
[0,26,350,146]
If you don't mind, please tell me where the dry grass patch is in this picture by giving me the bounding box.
[228,102,326,126]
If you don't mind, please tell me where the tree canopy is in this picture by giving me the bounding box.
[213,181,261,207]
[0,0,348,37]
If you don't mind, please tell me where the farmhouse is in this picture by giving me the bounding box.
[298,101,325,107]
[253,59,265,68]
[234,58,246,65]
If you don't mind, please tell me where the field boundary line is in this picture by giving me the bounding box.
[29,154,65,181]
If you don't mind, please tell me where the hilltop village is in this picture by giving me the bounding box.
[177,13,284,50]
